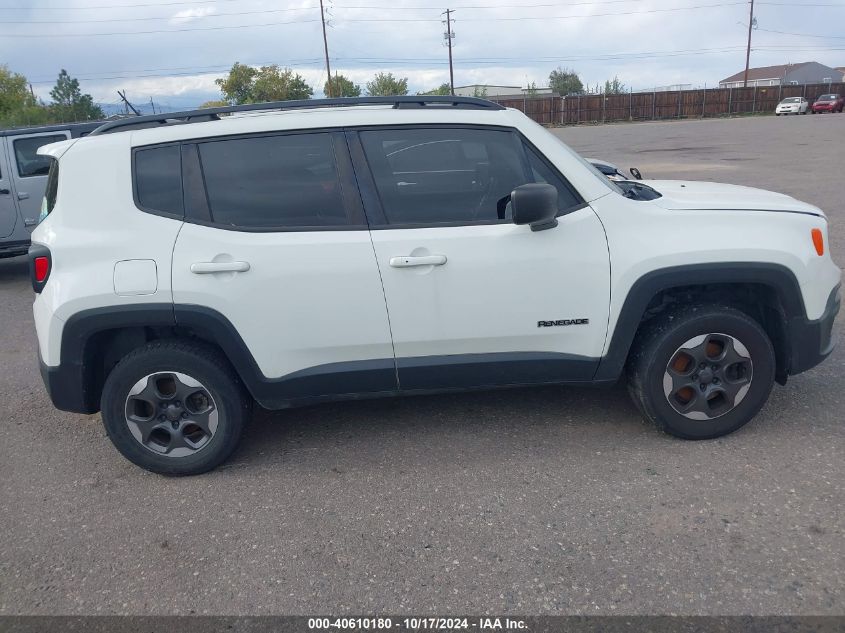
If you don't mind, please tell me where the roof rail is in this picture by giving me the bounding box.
[89,95,505,136]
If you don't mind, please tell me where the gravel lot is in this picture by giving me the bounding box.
[0,114,842,616]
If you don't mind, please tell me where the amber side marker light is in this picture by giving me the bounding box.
[811,228,825,256]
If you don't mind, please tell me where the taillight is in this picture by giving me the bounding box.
[28,245,52,293]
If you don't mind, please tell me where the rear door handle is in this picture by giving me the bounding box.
[389,255,447,268]
[17,192,29,201]
[190,261,250,274]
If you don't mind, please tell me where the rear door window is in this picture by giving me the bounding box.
[197,132,349,229]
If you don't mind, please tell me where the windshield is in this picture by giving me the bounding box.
[781,97,801,104]
[818,94,837,100]
[544,132,625,195]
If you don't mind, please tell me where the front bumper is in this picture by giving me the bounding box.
[788,284,841,375]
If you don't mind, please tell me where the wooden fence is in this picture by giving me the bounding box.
[488,82,845,125]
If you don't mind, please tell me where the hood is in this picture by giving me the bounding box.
[647,180,825,217]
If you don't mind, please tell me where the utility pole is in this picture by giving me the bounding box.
[149,97,156,115]
[443,9,455,95]
[319,0,333,97]
[742,0,755,87]
[117,90,140,116]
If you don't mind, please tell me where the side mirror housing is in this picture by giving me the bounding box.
[511,183,559,232]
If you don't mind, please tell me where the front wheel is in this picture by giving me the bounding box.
[101,340,251,475]
[626,305,775,440]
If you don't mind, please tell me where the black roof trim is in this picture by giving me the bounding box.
[89,96,506,136]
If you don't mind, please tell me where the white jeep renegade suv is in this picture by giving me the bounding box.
[29,96,841,475]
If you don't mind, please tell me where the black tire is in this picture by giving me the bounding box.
[101,340,251,475]
[626,304,775,440]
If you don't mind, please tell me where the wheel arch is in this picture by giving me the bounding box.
[60,304,265,413]
[595,263,805,384]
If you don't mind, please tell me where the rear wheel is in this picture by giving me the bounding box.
[627,305,775,440]
[101,340,251,475]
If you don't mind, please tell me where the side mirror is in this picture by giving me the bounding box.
[629,167,643,180]
[511,183,559,232]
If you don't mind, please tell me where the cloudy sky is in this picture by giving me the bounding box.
[2,0,843,113]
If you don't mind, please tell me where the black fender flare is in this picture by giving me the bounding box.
[592,262,805,381]
[57,303,396,412]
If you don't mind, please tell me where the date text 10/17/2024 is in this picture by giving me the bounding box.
[307,617,528,630]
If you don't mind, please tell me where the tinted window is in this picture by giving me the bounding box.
[14,135,66,177]
[525,146,583,211]
[40,159,59,221]
[135,145,184,215]
[360,128,530,225]
[198,133,347,229]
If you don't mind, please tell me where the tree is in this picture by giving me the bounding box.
[472,85,488,98]
[603,76,626,95]
[250,65,313,102]
[215,62,257,104]
[418,83,451,96]
[549,67,584,96]
[49,69,104,121]
[199,99,229,109]
[366,72,408,96]
[0,65,37,121]
[215,63,313,104]
[324,74,361,98]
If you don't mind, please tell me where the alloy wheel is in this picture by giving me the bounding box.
[662,333,754,420]
[124,372,219,457]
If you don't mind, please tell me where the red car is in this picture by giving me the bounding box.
[811,93,844,113]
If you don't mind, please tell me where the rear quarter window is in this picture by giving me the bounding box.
[134,145,184,216]
[39,158,59,222]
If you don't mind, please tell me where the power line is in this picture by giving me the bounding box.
[0,0,650,10]
[0,17,321,37]
[755,26,845,39]
[30,45,845,85]
[339,2,747,22]
[0,0,290,9]
[0,0,753,34]
[3,6,318,24]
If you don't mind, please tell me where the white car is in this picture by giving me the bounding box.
[30,96,841,475]
[775,97,809,115]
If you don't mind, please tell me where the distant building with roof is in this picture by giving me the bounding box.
[719,62,845,88]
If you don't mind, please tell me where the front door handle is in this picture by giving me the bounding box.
[389,255,447,268]
[17,192,29,201]
[0,188,10,195]
[190,261,251,274]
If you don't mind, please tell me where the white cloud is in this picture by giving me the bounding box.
[170,7,217,24]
